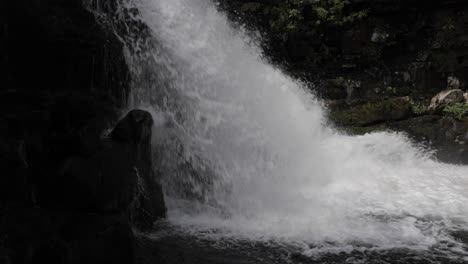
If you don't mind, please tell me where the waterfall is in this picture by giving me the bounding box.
[122,0,468,256]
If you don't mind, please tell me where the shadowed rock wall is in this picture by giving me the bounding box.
[0,1,166,263]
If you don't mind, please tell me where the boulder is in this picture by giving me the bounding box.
[111,110,154,145]
[57,110,166,221]
[390,116,468,164]
[59,143,139,212]
[464,92,468,103]
[111,110,167,230]
[447,76,461,90]
[55,110,165,230]
[428,89,465,113]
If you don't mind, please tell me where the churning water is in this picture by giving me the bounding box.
[121,0,468,261]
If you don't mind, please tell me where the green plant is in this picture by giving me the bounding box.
[313,0,368,26]
[409,100,428,116]
[270,0,304,32]
[443,103,468,120]
[270,0,368,33]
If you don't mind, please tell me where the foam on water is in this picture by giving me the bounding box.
[122,0,468,257]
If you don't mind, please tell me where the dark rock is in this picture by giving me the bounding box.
[329,97,413,126]
[48,94,120,160]
[49,110,165,229]
[58,144,138,212]
[112,110,154,145]
[1,0,146,263]
[428,89,465,113]
[59,212,135,264]
[0,208,59,264]
[70,221,134,264]
[30,238,71,264]
[1,210,134,264]
[458,149,468,164]
[112,110,167,230]
[36,94,122,210]
[390,116,468,163]
[54,109,167,220]
[5,0,130,106]
[0,118,35,208]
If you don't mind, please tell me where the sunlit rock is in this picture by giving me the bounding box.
[428,89,465,113]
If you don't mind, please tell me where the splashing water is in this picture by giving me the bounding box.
[122,0,468,258]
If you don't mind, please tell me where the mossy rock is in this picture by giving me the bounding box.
[330,97,413,126]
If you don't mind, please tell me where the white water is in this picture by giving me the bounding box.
[124,0,468,257]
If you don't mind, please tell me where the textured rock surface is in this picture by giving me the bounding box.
[329,97,413,126]
[0,109,165,264]
[0,1,165,263]
[112,110,167,230]
[428,89,465,113]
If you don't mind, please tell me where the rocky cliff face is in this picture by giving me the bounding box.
[0,1,165,263]
[219,0,468,163]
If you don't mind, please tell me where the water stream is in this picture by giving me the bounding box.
[120,0,468,261]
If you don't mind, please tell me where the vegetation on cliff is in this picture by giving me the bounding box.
[269,0,368,33]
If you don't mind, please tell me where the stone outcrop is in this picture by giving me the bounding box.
[391,116,468,163]
[111,110,167,230]
[329,97,413,126]
[428,89,465,113]
[1,110,166,264]
[0,1,166,263]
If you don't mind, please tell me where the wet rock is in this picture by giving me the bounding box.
[59,143,138,212]
[459,149,468,164]
[1,0,142,263]
[112,110,167,230]
[61,213,135,264]
[47,94,119,160]
[428,89,465,113]
[56,110,166,220]
[447,76,461,90]
[391,116,468,163]
[1,208,135,264]
[111,110,154,145]
[240,3,264,13]
[0,118,35,207]
[330,97,413,126]
[0,208,64,264]
[6,0,130,106]
[371,27,389,43]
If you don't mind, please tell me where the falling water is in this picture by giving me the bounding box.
[120,0,468,259]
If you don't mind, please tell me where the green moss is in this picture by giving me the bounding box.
[312,0,368,26]
[269,0,368,33]
[330,98,413,126]
[270,0,304,32]
[443,103,468,120]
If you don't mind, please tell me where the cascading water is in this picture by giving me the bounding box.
[121,0,468,260]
